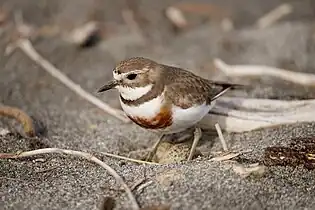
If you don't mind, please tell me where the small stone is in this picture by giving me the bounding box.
[153,141,201,164]
[33,158,46,163]
[233,163,266,178]
[0,128,10,136]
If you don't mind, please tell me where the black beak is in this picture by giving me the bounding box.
[97,80,118,93]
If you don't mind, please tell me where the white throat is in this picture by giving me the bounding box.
[117,84,153,101]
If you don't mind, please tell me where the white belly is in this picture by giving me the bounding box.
[164,102,213,134]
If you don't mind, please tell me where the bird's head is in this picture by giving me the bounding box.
[97,57,162,100]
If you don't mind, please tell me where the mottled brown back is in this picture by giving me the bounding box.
[161,65,234,109]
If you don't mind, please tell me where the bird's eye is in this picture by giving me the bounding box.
[127,73,137,80]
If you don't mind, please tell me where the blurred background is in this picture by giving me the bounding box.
[1,1,315,210]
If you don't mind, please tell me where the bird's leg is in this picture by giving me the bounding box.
[187,127,202,161]
[146,134,165,162]
[175,133,193,143]
[167,127,195,143]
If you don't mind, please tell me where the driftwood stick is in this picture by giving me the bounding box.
[199,113,278,133]
[215,123,228,151]
[216,97,312,112]
[8,39,130,123]
[0,148,139,210]
[214,58,315,87]
[256,3,293,29]
[203,59,315,132]
[198,97,315,132]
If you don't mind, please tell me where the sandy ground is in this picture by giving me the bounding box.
[1,0,315,209]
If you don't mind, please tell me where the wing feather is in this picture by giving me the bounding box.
[162,66,238,109]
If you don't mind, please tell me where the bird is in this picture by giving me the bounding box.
[97,57,240,161]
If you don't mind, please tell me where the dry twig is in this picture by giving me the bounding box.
[0,148,139,210]
[6,39,130,123]
[215,123,228,151]
[0,105,36,137]
[197,59,315,131]
[6,11,128,122]
[199,96,315,132]
[137,180,153,193]
[130,178,146,191]
[165,7,188,29]
[214,58,315,87]
[256,4,293,29]
[101,151,160,165]
[210,152,240,162]
[65,21,100,46]
[13,11,36,39]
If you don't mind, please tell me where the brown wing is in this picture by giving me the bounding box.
[162,66,237,109]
